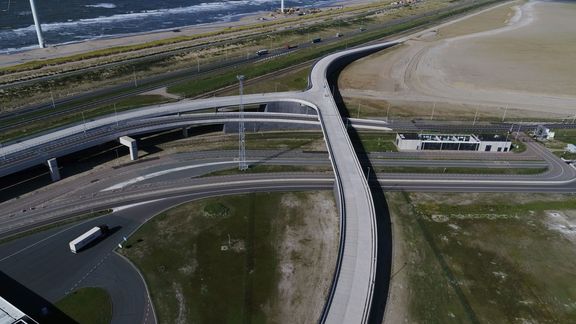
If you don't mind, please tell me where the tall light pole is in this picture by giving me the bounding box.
[29,0,45,48]
[281,0,285,13]
[237,75,248,171]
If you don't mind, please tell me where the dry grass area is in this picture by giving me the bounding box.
[384,191,576,323]
[340,0,576,120]
[121,191,339,323]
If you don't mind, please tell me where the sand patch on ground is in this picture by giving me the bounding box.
[271,191,339,323]
[545,211,576,244]
[340,0,576,118]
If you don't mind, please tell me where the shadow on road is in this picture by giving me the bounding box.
[0,271,78,324]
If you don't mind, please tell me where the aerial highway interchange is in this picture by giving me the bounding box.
[1,2,576,324]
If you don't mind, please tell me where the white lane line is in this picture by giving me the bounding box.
[0,218,105,263]
[112,199,165,212]
[65,252,112,295]
[101,160,259,192]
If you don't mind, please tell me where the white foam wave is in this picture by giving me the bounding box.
[11,0,277,34]
[85,3,117,9]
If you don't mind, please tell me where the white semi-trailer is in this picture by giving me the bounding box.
[69,225,109,253]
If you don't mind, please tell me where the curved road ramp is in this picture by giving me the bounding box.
[0,39,400,323]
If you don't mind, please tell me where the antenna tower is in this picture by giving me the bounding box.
[237,75,248,171]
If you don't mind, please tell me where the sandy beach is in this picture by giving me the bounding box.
[0,0,376,68]
[340,0,576,118]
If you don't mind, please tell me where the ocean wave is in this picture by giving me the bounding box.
[85,3,117,9]
[11,0,278,34]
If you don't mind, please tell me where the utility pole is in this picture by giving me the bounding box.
[357,102,361,119]
[49,86,56,109]
[237,75,248,171]
[386,102,390,122]
[29,0,45,48]
[132,67,138,87]
[114,104,119,127]
[81,112,87,135]
[197,57,200,73]
[473,106,479,126]
[430,102,435,120]
[502,104,508,122]
[281,0,285,13]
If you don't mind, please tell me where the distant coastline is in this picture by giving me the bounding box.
[0,0,367,54]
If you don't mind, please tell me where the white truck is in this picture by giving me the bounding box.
[69,225,109,253]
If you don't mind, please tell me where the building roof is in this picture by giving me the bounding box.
[397,133,419,140]
[0,297,37,324]
[477,134,510,142]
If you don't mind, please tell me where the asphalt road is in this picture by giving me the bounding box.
[0,181,332,324]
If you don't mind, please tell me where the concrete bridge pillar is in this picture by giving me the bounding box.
[47,158,60,182]
[119,136,138,161]
[182,127,190,138]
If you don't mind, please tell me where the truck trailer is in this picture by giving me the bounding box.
[69,225,109,253]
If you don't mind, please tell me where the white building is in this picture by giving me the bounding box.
[0,296,38,324]
[395,133,512,152]
[566,144,576,153]
[535,125,555,140]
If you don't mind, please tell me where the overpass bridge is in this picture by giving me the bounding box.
[0,40,402,323]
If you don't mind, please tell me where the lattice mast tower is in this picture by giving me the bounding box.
[237,75,248,171]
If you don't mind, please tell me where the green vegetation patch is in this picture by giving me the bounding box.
[201,164,333,178]
[120,192,338,323]
[387,191,576,323]
[354,132,398,152]
[376,166,547,175]
[55,287,112,324]
[553,129,576,144]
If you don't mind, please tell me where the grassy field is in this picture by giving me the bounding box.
[355,132,398,152]
[200,164,333,178]
[385,191,576,323]
[120,191,338,323]
[55,287,112,324]
[376,166,548,175]
[218,65,312,96]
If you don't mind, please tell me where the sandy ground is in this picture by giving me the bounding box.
[270,191,339,323]
[340,0,576,118]
[0,0,375,68]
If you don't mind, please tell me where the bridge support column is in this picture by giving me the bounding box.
[182,127,190,138]
[47,158,60,182]
[119,136,138,161]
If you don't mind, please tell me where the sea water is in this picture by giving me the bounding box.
[0,0,336,52]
